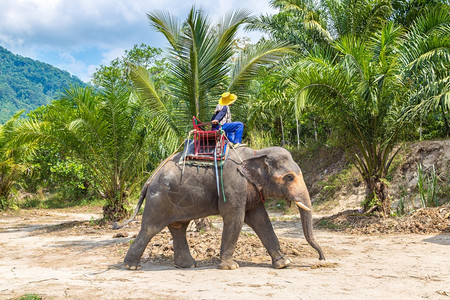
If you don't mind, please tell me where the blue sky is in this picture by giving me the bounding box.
[0,0,276,82]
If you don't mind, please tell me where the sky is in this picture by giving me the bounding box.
[0,0,277,82]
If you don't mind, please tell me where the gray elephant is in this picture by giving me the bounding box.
[123,146,325,270]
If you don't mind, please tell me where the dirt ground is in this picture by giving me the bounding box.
[1,207,449,299]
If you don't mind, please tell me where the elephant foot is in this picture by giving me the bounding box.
[125,263,142,270]
[174,258,197,268]
[272,255,291,269]
[124,257,142,270]
[218,259,239,270]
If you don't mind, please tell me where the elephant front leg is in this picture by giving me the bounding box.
[245,202,291,269]
[168,222,196,268]
[218,211,245,270]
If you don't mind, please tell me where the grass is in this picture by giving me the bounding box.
[417,163,442,208]
[18,294,42,300]
[313,164,360,208]
[264,198,297,215]
[20,194,106,210]
[316,219,346,230]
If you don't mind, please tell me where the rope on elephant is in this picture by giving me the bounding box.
[181,130,195,175]
[214,141,221,198]
[222,133,243,163]
[214,130,227,202]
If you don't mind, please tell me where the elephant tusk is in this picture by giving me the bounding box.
[295,201,311,211]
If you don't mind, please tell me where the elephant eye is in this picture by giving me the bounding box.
[284,174,295,183]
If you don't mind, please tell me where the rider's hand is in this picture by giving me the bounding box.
[211,120,219,125]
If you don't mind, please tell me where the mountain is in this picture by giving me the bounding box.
[0,46,85,123]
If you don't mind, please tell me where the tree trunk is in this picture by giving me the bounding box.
[364,176,391,216]
[103,193,129,221]
[296,114,300,149]
[313,118,318,141]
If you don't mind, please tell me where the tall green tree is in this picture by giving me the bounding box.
[12,75,156,220]
[290,2,449,214]
[0,112,28,210]
[130,6,296,147]
[247,0,331,54]
[10,44,172,219]
[400,6,450,137]
[291,23,405,215]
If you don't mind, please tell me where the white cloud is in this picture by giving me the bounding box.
[0,0,276,81]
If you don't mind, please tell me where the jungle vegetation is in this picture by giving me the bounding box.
[0,1,448,219]
[0,46,85,124]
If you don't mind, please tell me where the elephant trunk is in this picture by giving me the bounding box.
[299,207,325,260]
[287,173,325,260]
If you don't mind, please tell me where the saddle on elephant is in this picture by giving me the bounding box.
[181,116,229,162]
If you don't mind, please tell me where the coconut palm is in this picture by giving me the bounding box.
[130,6,296,147]
[248,0,392,55]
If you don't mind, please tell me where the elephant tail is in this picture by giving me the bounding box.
[112,180,149,230]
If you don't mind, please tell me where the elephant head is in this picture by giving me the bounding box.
[238,147,325,260]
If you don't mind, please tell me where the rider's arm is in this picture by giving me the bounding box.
[212,106,228,124]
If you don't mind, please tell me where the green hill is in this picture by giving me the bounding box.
[0,46,85,123]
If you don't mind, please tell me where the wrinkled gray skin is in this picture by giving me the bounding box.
[124,146,325,270]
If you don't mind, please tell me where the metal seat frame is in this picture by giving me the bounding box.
[190,116,226,161]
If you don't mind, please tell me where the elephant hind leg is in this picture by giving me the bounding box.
[124,224,166,270]
[169,222,196,268]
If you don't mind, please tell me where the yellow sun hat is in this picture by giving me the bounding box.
[219,92,238,106]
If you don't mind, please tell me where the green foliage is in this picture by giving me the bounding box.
[0,46,85,124]
[315,164,359,204]
[316,218,347,230]
[248,0,331,53]
[130,6,295,150]
[20,194,105,210]
[18,294,42,300]
[12,78,156,219]
[392,0,445,28]
[400,5,450,137]
[0,112,28,211]
[92,44,169,90]
[291,23,405,190]
[417,163,442,207]
[23,146,95,201]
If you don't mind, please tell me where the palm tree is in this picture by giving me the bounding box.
[290,22,406,215]
[247,0,331,54]
[130,6,296,147]
[400,6,450,137]
[0,112,28,210]
[12,75,158,220]
[290,1,449,214]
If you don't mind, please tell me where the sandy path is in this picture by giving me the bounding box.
[0,210,449,299]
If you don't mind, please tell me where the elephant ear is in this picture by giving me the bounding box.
[237,154,271,191]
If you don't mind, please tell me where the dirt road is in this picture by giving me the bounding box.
[1,209,449,299]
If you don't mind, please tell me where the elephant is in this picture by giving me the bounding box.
[122,146,325,270]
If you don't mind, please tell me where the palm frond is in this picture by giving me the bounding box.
[229,41,297,95]
[129,65,181,150]
[147,10,182,51]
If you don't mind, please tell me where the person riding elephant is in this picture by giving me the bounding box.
[121,146,325,270]
[211,92,245,147]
